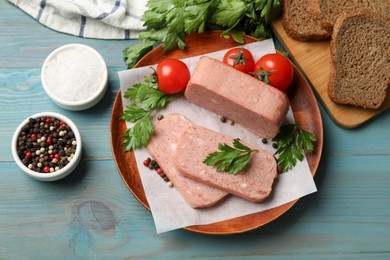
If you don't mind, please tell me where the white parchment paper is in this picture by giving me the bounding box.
[118,40,317,233]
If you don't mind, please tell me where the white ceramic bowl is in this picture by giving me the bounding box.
[41,44,108,111]
[11,112,82,181]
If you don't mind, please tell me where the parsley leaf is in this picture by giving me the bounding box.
[213,0,247,28]
[184,1,215,33]
[135,85,172,109]
[139,28,168,42]
[123,116,155,152]
[120,103,151,122]
[225,30,245,44]
[145,0,173,12]
[163,32,187,52]
[121,73,176,151]
[273,124,317,173]
[123,74,174,110]
[123,41,155,69]
[203,139,258,174]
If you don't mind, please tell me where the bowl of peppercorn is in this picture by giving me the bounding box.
[11,112,82,181]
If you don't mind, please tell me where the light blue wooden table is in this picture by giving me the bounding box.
[1,1,389,259]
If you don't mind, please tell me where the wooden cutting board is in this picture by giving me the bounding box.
[271,18,390,128]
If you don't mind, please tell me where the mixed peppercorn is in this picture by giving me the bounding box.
[16,116,77,173]
[143,157,173,187]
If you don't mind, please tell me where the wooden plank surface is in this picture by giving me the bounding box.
[272,18,390,128]
[1,1,390,259]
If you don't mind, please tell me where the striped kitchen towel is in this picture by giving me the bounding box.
[8,0,147,39]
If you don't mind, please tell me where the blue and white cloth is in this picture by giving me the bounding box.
[9,0,147,39]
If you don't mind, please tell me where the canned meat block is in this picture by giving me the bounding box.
[185,56,289,138]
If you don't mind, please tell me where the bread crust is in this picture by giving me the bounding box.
[307,0,334,33]
[307,0,390,35]
[328,10,390,109]
[282,0,331,41]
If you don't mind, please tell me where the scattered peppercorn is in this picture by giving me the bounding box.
[143,157,151,167]
[220,116,235,125]
[143,158,173,187]
[262,138,268,144]
[272,142,278,149]
[150,160,157,167]
[157,114,164,121]
[16,116,77,173]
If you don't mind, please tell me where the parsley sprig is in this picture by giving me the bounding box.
[203,139,258,174]
[273,124,317,173]
[121,74,176,151]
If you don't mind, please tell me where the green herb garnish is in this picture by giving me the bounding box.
[123,0,282,67]
[121,74,176,151]
[203,139,258,174]
[123,41,155,69]
[273,124,317,173]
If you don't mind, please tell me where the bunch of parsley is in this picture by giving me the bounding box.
[124,0,281,68]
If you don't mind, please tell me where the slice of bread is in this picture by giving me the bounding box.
[328,10,390,109]
[309,0,390,33]
[282,0,331,41]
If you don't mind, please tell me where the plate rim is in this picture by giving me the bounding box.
[110,31,323,235]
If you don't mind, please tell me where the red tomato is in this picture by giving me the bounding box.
[222,48,255,74]
[252,53,294,91]
[156,58,190,94]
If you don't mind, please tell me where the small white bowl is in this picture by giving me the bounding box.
[41,44,108,111]
[11,112,82,181]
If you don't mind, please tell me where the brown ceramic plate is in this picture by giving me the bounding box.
[110,31,323,235]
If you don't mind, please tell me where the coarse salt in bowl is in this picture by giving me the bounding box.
[41,44,108,111]
[11,112,82,181]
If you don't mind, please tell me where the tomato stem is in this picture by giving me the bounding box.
[229,48,248,67]
[251,67,275,85]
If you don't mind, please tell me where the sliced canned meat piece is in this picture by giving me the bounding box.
[174,125,278,203]
[147,113,228,208]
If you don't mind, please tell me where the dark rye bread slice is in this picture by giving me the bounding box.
[282,0,331,41]
[328,10,390,109]
[309,0,390,33]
